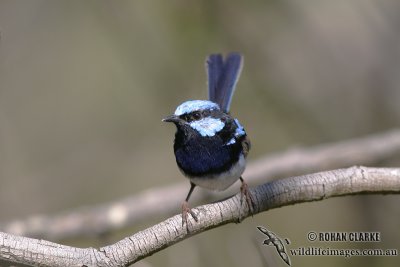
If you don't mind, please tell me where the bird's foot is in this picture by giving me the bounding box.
[182,201,198,231]
[239,178,255,221]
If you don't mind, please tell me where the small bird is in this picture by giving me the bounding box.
[163,52,254,228]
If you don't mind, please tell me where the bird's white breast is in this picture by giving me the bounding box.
[188,153,246,191]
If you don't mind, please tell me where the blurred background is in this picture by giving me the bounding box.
[0,1,399,266]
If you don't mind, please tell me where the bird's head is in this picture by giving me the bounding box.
[163,100,228,137]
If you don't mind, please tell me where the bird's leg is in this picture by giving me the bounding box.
[239,177,255,221]
[182,182,198,230]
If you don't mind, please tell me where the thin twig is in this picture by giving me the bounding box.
[0,166,399,267]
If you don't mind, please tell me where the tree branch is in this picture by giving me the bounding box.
[1,166,399,267]
[2,129,400,240]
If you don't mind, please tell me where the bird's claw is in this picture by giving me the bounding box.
[182,201,198,231]
[239,180,255,221]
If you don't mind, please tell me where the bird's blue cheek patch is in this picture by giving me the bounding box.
[189,117,225,137]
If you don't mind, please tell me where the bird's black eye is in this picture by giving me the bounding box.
[192,111,201,120]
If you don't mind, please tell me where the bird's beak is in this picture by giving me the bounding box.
[162,114,181,123]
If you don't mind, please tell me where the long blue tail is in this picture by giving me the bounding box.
[206,52,243,113]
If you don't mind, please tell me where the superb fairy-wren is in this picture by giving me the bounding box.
[163,52,254,228]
